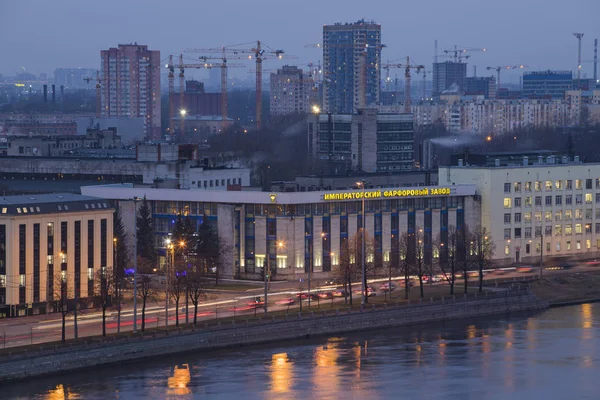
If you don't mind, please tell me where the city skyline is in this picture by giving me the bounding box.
[0,0,598,85]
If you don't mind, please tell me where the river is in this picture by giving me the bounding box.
[4,304,600,399]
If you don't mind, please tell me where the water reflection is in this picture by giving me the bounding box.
[45,384,80,399]
[313,337,341,394]
[270,352,292,394]
[167,364,191,396]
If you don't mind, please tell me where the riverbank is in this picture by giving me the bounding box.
[0,288,546,383]
[530,271,600,307]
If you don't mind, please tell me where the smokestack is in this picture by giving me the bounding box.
[43,84,48,103]
[51,84,56,103]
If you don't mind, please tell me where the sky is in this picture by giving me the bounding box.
[0,0,599,84]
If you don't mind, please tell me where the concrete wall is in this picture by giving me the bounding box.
[0,289,547,383]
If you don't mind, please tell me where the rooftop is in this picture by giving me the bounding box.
[0,193,113,216]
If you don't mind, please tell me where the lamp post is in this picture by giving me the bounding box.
[113,237,121,334]
[356,181,367,305]
[132,197,141,333]
[179,240,187,325]
[165,238,172,328]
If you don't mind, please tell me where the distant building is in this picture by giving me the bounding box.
[433,62,467,98]
[170,80,222,117]
[54,68,97,89]
[308,109,414,173]
[0,193,114,317]
[323,20,381,113]
[465,76,497,99]
[269,66,311,115]
[100,43,161,139]
[522,70,573,99]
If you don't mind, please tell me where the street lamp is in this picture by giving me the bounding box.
[311,105,320,114]
[179,109,187,139]
[356,180,367,305]
[165,238,172,328]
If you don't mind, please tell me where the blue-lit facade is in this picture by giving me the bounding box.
[323,20,381,113]
[523,70,573,99]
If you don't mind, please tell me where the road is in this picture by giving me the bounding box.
[0,263,597,349]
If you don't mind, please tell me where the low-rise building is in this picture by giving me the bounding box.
[0,194,114,317]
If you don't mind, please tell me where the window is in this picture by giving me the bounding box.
[586,239,591,249]
[555,195,562,205]
[503,198,512,208]
[555,180,563,190]
[504,245,510,256]
[504,183,511,193]
[596,223,600,234]
[504,213,511,224]
[566,195,573,205]
[545,211,552,222]
[555,225,562,236]
[556,242,561,252]
[545,196,552,206]
[526,243,531,254]
[576,240,581,250]
[565,210,572,220]
[535,211,542,222]
[525,227,532,238]
[546,242,551,252]
[524,212,532,223]
[586,223,592,234]
[535,196,542,206]
[576,194,583,204]
[566,180,573,190]
[525,196,532,207]
[514,228,521,238]
[586,179,593,189]
[567,241,571,250]
[504,228,511,239]
[514,197,522,207]
[535,181,541,192]
[545,225,553,236]
[565,224,573,235]
[555,211,562,221]
[545,180,553,191]
[596,193,600,204]
[535,226,542,237]
[514,213,522,223]
[586,209,592,220]
[586,193,593,204]
[576,209,583,219]
[525,182,532,192]
[576,224,582,234]
[513,182,521,192]
[576,179,582,189]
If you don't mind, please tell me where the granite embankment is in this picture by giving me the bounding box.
[0,288,547,383]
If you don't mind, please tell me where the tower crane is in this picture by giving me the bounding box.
[420,69,432,100]
[486,65,528,94]
[166,56,244,138]
[574,33,584,89]
[83,70,101,117]
[443,46,487,63]
[184,47,248,125]
[382,57,424,113]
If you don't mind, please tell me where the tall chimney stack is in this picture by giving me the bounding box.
[43,84,48,103]
[51,84,56,103]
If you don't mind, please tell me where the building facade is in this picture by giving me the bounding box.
[54,68,97,89]
[440,158,600,265]
[0,194,114,317]
[523,70,573,99]
[100,43,161,140]
[82,184,477,281]
[308,109,414,173]
[432,62,467,98]
[465,77,497,99]
[269,66,311,116]
[323,20,381,113]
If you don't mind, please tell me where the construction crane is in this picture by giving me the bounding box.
[486,65,528,94]
[420,69,432,100]
[166,55,244,138]
[443,46,487,63]
[83,70,101,117]
[382,57,424,113]
[574,33,585,89]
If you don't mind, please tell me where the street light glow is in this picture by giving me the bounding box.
[179,109,187,117]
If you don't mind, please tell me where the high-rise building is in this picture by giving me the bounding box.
[432,62,467,98]
[308,109,414,173]
[269,66,311,116]
[522,70,573,99]
[100,43,161,139]
[323,20,381,113]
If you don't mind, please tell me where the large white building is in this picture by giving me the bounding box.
[440,157,600,265]
[82,183,477,281]
[0,194,114,317]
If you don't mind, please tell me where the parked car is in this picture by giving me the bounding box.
[379,282,397,292]
[318,291,334,299]
[332,288,348,297]
[431,275,443,283]
[354,285,377,297]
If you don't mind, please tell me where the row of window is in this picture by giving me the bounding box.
[503,239,599,256]
[503,193,600,208]
[504,222,600,239]
[504,209,599,223]
[503,178,600,193]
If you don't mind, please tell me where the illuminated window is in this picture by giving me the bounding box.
[513,182,522,192]
[545,211,552,222]
[503,198,512,208]
[0,275,5,288]
[576,224,582,234]
[576,209,583,219]
[567,241,571,250]
[565,210,572,220]
[556,242,561,252]
[535,181,541,192]
[545,181,553,191]
[255,255,265,268]
[555,211,562,221]
[576,179,582,189]
[524,212,532,223]
[535,211,542,222]
[524,182,532,192]
[555,180,563,190]
[576,240,581,250]
[585,193,593,204]
[525,197,532,207]
[555,225,562,236]
[19,274,25,287]
[565,224,572,235]
[504,245,510,256]
[586,239,591,249]
[88,268,94,280]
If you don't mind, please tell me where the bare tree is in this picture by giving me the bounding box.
[414,228,426,298]
[136,270,156,332]
[457,225,473,294]
[53,274,71,343]
[188,268,206,326]
[473,226,495,293]
[169,261,186,327]
[398,232,412,300]
[437,226,459,295]
[95,266,115,337]
[336,237,356,305]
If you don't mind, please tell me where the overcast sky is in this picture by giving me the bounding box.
[1,0,598,83]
